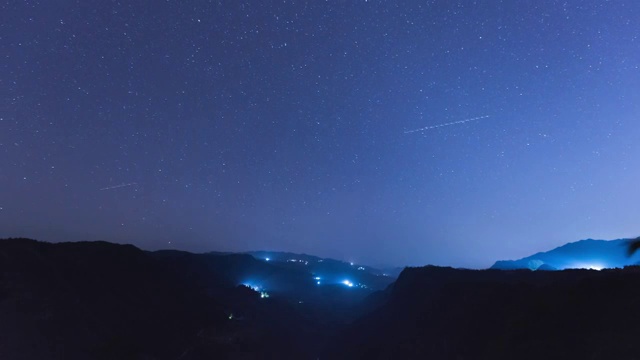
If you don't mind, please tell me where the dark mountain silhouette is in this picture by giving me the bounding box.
[8,237,640,359]
[0,238,225,359]
[0,238,394,359]
[327,265,640,359]
[491,238,640,270]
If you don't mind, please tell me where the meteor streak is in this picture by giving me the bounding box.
[404,115,490,134]
[100,182,137,191]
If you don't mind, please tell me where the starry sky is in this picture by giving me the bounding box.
[1,1,639,268]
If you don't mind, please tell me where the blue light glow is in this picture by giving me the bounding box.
[342,280,354,287]
[568,263,606,271]
[242,283,261,292]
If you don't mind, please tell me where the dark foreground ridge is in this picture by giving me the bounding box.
[0,238,392,359]
[327,265,640,359]
[3,238,640,359]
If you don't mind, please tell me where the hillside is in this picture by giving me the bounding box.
[0,238,393,359]
[246,250,396,290]
[327,265,640,359]
[0,238,225,359]
[491,238,640,270]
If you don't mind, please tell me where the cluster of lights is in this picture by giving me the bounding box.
[287,259,309,265]
[567,263,605,271]
[341,280,369,289]
[309,277,369,288]
[260,291,270,298]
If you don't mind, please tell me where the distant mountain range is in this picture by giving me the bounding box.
[491,238,640,270]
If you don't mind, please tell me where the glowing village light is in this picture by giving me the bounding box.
[265,257,270,261]
[342,280,354,287]
[565,263,606,271]
[569,262,607,271]
[581,264,604,271]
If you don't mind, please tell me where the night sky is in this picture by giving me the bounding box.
[2,1,639,268]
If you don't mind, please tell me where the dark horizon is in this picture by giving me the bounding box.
[0,235,407,269]
[3,235,639,272]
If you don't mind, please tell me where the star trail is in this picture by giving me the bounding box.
[404,115,490,134]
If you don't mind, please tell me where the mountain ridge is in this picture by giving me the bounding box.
[327,264,640,359]
[491,238,639,270]
[0,237,394,359]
